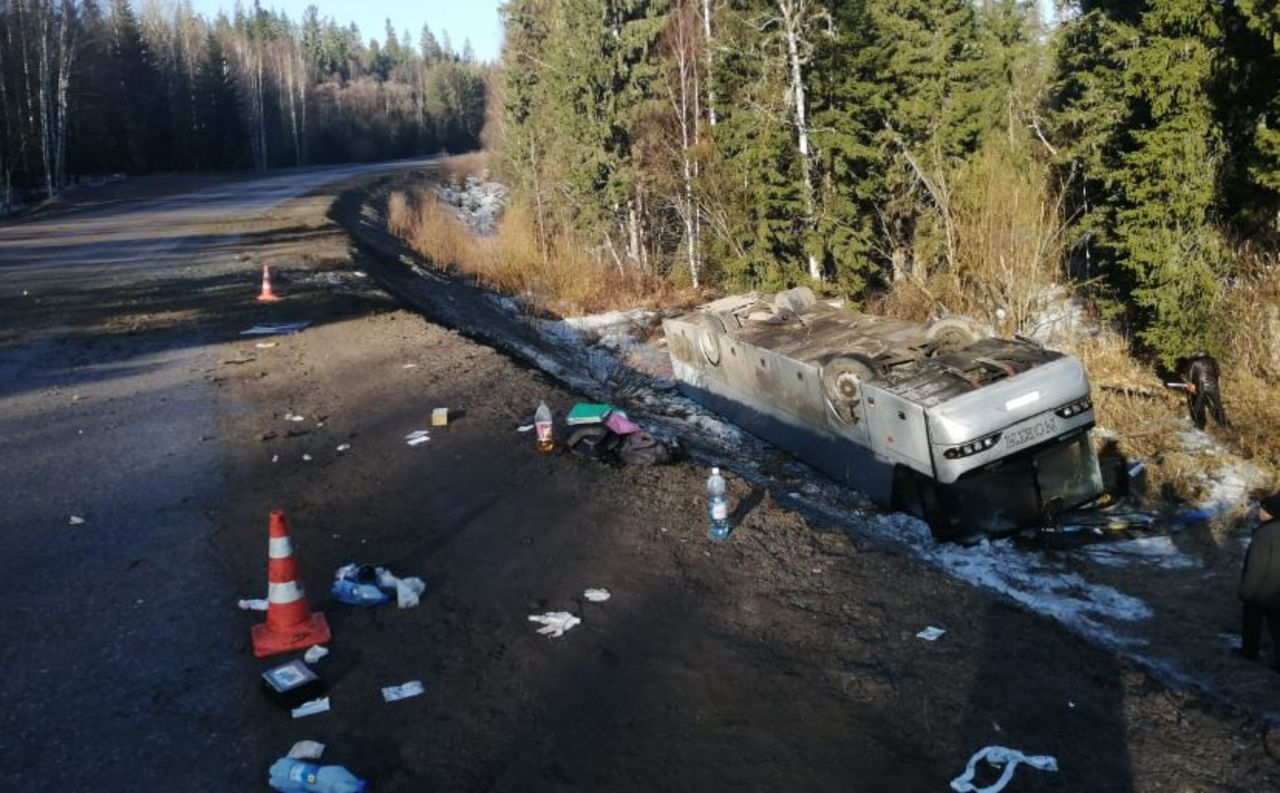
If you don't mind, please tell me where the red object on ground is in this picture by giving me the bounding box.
[257,265,281,302]
[251,510,330,658]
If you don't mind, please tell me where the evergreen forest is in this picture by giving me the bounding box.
[494,0,1280,366]
[0,0,488,207]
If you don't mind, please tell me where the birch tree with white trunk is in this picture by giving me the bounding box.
[762,0,830,282]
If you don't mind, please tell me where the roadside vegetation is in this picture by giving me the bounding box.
[0,1,487,210]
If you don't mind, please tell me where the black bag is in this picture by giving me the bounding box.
[565,425,622,460]
[617,431,671,466]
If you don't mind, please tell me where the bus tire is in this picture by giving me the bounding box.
[774,286,817,315]
[926,316,985,353]
[697,314,727,366]
[820,354,879,424]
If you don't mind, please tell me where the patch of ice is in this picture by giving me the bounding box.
[686,413,744,442]
[563,309,660,336]
[872,513,1153,642]
[1080,535,1202,570]
[1198,460,1267,510]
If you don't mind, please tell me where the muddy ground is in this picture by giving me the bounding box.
[3,168,1279,792]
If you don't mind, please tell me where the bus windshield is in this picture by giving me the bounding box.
[938,433,1103,534]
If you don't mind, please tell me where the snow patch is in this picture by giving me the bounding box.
[434,177,507,235]
[1080,535,1202,570]
[872,513,1153,642]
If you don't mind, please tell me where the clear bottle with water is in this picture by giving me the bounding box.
[268,758,367,793]
[707,467,731,540]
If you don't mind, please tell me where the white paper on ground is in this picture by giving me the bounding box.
[284,413,306,422]
[516,424,534,433]
[916,626,946,641]
[240,322,310,336]
[290,697,330,718]
[68,515,85,525]
[950,746,1058,793]
[303,645,329,663]
[287,740,325,760]
[381,680,424,702]
[583,588,611,602]
[336,444,351,452]
[237,598,269,611]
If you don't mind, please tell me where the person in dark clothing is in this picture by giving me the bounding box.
[1178,354,1229,429]
[1238,492,1280,669]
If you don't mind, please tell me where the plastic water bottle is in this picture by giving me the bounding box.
[707,467,730,540]
[268,758,367,793]
[534,402,555,454]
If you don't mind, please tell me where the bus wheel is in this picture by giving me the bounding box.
[926,316,985,353]
[697,314,727,366]
[821,354,878,424]
[774,286,817,315]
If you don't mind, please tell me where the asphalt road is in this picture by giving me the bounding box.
[0,161,430,791]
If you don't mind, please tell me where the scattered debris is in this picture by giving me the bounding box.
[240,321,310,336]
[405,429,431,446]
[516,424,534,433]
[268,757,365,793]
[916,626,947,642]
[287,740,325,760]
[950,746,1058,793]
[402,363,418,369]
[377,567,427,608]
[353,270,368,278]
[68,515,85,526]
[431,407,449,426]
[272,454,280,463]
[583,588,611,602]
[605,411,642,436]
[290,697,330,719]
[332,564,391,606]
[222,356,256,365]
[255,342,278,349]
[284,413,306,422]
[528,611,581,638]
[336,443,351,452]
[263,660,326,709]
[381,680,425,702]
[302,454,313,462]
[238,598,269,611]
[303,645,329,664]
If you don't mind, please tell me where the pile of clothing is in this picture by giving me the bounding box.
[563,403,673,466]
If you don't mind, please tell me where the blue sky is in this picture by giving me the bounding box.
[188,0,505,62]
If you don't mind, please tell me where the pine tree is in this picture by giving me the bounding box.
[869,0,990,281]
[1054,1,1229,365]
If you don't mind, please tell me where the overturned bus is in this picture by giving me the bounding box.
[663,288,1104,539]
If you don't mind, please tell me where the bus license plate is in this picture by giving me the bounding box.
[1004,417,1058,451]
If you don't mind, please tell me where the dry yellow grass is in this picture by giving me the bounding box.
[387,176,694,316]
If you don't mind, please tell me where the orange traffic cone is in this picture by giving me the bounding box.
[257,264,281,302]
[251,510,330,658]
